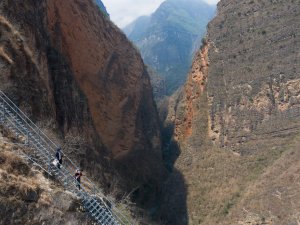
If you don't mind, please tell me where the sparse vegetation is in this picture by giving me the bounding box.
[0,132,95,224]
[0,150,39,202]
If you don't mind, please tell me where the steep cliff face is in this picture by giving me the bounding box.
[0,0,165,208]
[172,0,300,151]
[174,42,210,144]
[160,40,210,169]
[161,0,300,224]
[46,0,162,161]
[206,0,300,148]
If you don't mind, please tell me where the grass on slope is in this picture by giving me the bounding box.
[183,120,300,225]
[0,149,40,203]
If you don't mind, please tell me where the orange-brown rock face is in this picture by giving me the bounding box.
[0,0,166,204]
[174,42,210,144]
[161,42,210,167]
[47,0,161,159]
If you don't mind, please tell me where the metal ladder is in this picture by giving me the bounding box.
[0,90,132,225]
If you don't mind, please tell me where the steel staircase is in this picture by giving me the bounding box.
[0,90,132,225]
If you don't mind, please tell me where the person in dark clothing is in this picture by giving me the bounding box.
[75,169,83,190]
[55,147,63,169]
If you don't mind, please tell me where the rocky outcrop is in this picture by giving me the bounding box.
[160,40,210,170]
[174,42,210,144]
[0,0,166,208]
[166,0,300,151]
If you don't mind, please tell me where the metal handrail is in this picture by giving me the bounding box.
[0,96,53,161]
[0,90,124,208]
[0,94,121,224]
[0,91,103,195]
[0,90,133,225]
[0,104,55,171]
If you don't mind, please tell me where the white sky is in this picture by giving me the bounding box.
[101,0,219,28]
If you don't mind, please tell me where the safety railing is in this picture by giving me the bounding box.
[0,90,133,225]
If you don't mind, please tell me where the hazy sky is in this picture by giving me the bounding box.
[101,0,219,28]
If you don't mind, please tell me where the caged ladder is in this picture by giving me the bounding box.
[0,90,133,225]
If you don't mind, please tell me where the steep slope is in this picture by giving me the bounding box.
[161,0,300,224]
[0,130,93,225]
[124,0,216,96]
[0,0,166,213]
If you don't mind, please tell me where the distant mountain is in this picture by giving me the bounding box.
[94,0,109,17]
[124,16,150,40]
[124,0,216,96]
[147,67,167,102]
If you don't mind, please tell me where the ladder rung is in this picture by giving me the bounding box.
[86,199,97,208]
[100,215,111,224]
[95,209,106,220]
[89,203,99,212]
[93,205,103,215]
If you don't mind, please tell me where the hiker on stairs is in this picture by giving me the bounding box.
[55,147,63,169]
[75,169,83,190]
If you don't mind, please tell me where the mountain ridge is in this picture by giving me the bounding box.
[94,0,109,17]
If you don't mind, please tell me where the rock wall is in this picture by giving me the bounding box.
[206,0,300,148]
[0,0,166,206]
[161,0,300,224]
[169,0,300,165]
